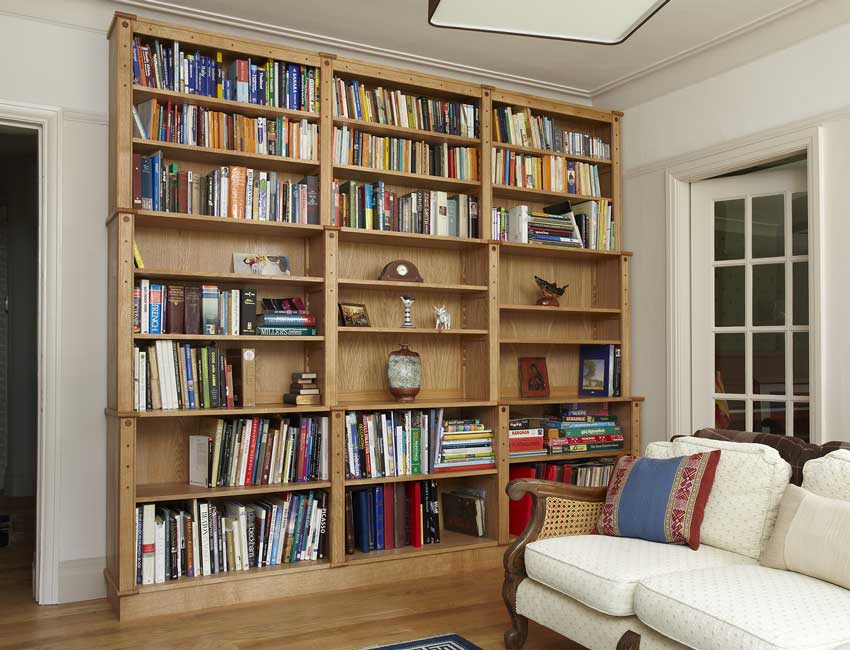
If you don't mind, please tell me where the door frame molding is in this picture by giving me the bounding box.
[665,125,824,442]
[0,100,63,604]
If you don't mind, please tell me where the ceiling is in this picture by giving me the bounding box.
[128,0,839,99]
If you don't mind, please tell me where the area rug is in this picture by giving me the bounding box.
[365,634,481,650]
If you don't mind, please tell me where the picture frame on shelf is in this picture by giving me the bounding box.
[519,357,550,398]
[338,302,371,327]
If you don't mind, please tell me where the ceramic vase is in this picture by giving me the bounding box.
[387,344,421,402]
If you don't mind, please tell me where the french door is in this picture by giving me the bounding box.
[691,163,811,440]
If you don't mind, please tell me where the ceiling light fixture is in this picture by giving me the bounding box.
[427,0,671,45]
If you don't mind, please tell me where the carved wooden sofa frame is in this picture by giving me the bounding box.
[502,478,641,650]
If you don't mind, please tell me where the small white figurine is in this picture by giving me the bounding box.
[434,305,451,330]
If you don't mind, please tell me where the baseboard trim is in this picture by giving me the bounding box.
[57,557,106,603]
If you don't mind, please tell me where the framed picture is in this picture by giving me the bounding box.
[338,302,371,327]
[519,357,550,398]
[233,253,290,276]
[578,344,612,397]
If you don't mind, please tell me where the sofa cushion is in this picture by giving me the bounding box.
[595,452,720,549]
[634,565,850,650]
[691,428,850,486]
[803,449,850,501]
[646,436,791,558]
[523,535,755,616]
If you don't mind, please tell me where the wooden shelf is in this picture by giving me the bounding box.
[502,395,643,406]
[492,141,612,166]
[134,269,324,287]
[133,333,324,343]
[345,468,497,487]
[343,531,499,566]
[133,85,321,122]
[133,139,320,174]
[333,164,480,193]
[339,399,496,411]
[500,338,621,345]
[338,278,488,294]
[498,240,629,259]
[137,559,330,593]
[508,450,627,464]
[500,304,620,315]
[109,403,330,418]
[133,210,324,237]
[337,227,487,250]
[492,184,611,203]
[334,117,480,146]
[136,480,331,503]
[339,327,487,336]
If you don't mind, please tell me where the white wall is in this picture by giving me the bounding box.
[611,20,850,446]
[0,0,592,603]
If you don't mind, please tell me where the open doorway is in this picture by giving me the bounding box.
[0,125,39,599]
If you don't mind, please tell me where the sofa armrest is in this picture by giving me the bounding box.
[502,478,607,648]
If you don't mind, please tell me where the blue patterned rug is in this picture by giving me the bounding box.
[365,634,481,650]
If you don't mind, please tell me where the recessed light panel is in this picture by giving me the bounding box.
[428,0,670,45]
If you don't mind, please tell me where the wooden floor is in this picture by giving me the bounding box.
[0,563,571,650]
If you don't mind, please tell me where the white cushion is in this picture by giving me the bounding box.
[516,578,687,650]
[523,535,755,616]
[646,437,791,558]
[803,449,850,501]
[635,565,850,650]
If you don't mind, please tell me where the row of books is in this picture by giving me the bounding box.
[491,149,603,197]
[133,153,320,224]
[574,199,614,251]
[509,460,615,534]
[134,99,318,160]
[332,181,479,238]
[188,415,328,488]
[333,77,478,138]
[133,283,318,337]
[135,491,327,584]
[132,343,254,411]
[132,37,320,112]
[333,127,478,180]
[345,481,439,553]
[492,106,611,160]
[490,200,614,250]
[344,410,431,479]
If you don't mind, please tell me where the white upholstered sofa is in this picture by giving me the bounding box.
[503,437,850,650]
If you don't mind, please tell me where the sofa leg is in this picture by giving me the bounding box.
[502,570,528,649]
[617,631,641,650]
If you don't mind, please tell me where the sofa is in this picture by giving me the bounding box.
[503,431,850,650]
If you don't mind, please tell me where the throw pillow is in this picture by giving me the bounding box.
[595,451,721,550]
[760,484,850,590]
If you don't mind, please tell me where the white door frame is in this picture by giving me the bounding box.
[665,125,824,442]
[0,100,63,604]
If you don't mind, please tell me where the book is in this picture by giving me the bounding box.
[188,435,211,487]
[442,490,486,537]
[240,288,257,335]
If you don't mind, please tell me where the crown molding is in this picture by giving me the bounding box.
[113,0,592,99]
[588,0,819,97]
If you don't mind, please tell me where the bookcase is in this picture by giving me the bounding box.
[105,12,642,619]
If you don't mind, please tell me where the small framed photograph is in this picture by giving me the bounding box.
[519,357,550,398]
[338,302,371,327]
[233,253,290,276]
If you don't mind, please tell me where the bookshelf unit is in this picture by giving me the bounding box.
[106,12,641,619]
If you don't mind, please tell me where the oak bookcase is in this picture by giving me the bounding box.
[105,12,642,619]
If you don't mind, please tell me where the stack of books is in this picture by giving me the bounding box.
[500,204,583,247]
[572,199,614,251]
[344,410,432,479]
[333,181,479,237]
[508,417,545,458]
[333,77,477,137]
[543,403,623,455]
[346,480,439,554]
[257,297,318,337]
[133,153,319,223]
[433,417,495,472]
[284,372,321,406]
[135,491,327,584]
[188,415,329,488]
[132,37,320,112]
